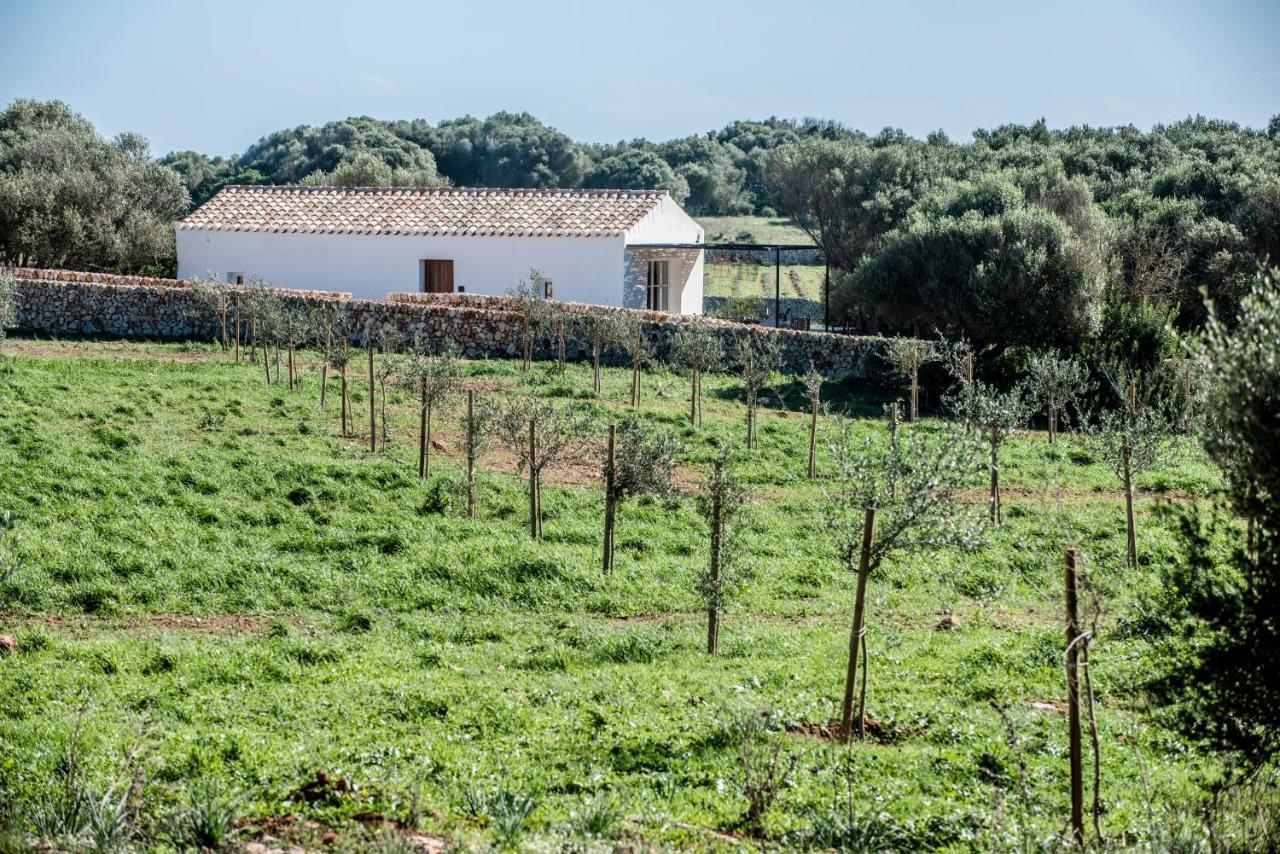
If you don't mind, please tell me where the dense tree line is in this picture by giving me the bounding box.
[3,98,1276,353]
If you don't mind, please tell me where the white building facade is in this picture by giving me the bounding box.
[177,186,705,313]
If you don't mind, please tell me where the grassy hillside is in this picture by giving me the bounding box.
[0,337,1250,850]
[694,217,816,246]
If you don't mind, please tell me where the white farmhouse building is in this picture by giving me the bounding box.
[176,186,705,313]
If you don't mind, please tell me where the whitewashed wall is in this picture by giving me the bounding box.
[623,193,705,313]
[177,230,627,305]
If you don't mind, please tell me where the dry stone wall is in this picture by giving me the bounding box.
[8,267,890,380]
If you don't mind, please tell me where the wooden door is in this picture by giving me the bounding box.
[422,260,455,293]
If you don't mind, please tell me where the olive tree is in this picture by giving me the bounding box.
[971,381,1031,525]
[506,272,546,373]
[802,367,824,479]
[363,322,402,451]
[734,333,781,451]
[601,417,680,573]
[540,300,571,376]
[326,311,355,436]
[883,337,940,422]
[493,396,591,539]
[1026,351,1092,444]
[277,304,315,392]
[618,313,655,408]
[461,388,496,520]
[189,274,234,352]
[1089,365,1176,570]
[403,338,461,479]
[579,310,623,395]
[672,321,723,426]
[697,450,751,654]
[825,418,983,739]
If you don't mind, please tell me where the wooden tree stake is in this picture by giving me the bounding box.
[1065,548,1085,847]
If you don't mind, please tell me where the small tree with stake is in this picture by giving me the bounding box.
[579,310,622,396]
[601,417,680,573]
[363,322,401,451]
[189,274,234,352]
[618,313,655,408]
[672,321,723,427]
[460,388,495,520]
[1089,363,1176,570]
[278,304,314,392]
[883,337,940,422]
[325,310,356,435]
[493,396,591,539]
[540,300,571,376]
[802,366,824,479]
[825,418,983,740]
[734,333,781,451]
[506,272,546,373]
[1026,351,1092,444]
[403,338,461,480]
[697,449,751,655]
[971,381,1031,525]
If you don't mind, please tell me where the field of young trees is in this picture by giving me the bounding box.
[1,264,1276,850]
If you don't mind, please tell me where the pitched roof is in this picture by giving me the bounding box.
[178,186,670,238]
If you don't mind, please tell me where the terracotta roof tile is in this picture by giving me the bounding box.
[179,186,669,238]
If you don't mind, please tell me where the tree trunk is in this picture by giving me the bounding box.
[707,480,724,655]
[807,391,819,479]
[593,344,602,395]
[909,352,919,422]
[340,363,349,437]
[262,341,272,386]
[556,322,565,375]
[418,385,429,480]
[630,361,640,408]
[989,437,1001,525]
[320,326,330,409]
[522,319,531,372]
[1065,549,1085,848]
[746,402,755,450]
[888,402,900,499]
[528,417,540,539]
[368,347,377,452]
[841,508,876,741]
[1122,440,1137,570]
[233,298,241,362]
[1048,402,1057,444]
[602,423,616,574]
[287,340,296,392]
[273,343,281,384]
[466,389,477,520]
[689,369,698,425]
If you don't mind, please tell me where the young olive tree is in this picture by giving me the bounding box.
[802,367,824,479]
[461,388,496,519]
[189,274,234,352]
[278,304,314,392]
[734,333,782,450]
[1090,364,1176,570]
[938,335,978,430]
[325,310,356,433]
[618,313,655,408]
[506,272,546,373]
[883,337,940,422]
[825,418,983,740]
[971,382,1031,525]
[672,321,723,427]
[1026,351,1092,444]
[363,322,401,451]
[253,292,286,386]
[493,396,591,539]
[540,300,571,376]
[697,450,751,654]
[579,310,622,395]
[403,338,461,479]
[601,417,680,573]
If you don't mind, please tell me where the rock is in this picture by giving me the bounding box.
[0,635,16,656]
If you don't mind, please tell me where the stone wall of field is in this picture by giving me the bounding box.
[7,267,889,380]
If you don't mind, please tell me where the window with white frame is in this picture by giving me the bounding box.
[646,260,669,311]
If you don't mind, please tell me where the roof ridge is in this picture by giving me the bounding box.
[218,185,670,197]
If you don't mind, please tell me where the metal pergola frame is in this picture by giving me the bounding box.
[628,242,829,329]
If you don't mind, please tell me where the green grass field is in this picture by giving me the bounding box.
[695,217,825,303]
[694,217,816,247]
[0,336,1254,851]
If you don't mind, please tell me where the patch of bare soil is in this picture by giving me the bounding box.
[235,814,450,853]
[787,717,926,745]
[0,611,302,636]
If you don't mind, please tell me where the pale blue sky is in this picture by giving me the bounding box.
[2,0,1277,157]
